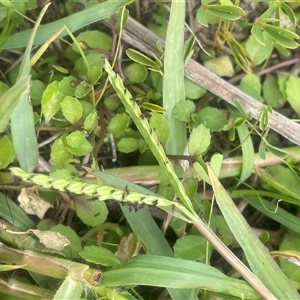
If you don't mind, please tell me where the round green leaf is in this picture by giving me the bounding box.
[123,63,148,83]
[74,30,112,53]
[74,197,108,227]
[41,81,64,124]
[87,65,102,85]
[104,96,121,111]
[173,100,195,122]
[31,80,46,106]
[75,52,104,79]
[196,107,227,132]
[117,137,139,153]
[50,138,73,167]
[84,111,98,132]
[246,33,273,65]
[262,74,285,108]
[108,113,130,137]
[184,78,206,100]
[60,96,83,124]
[66,131,93,156]
[58,76,77,96]
[188,124,211,156]
[75,81,91,98]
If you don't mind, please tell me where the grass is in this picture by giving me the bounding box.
[1,1,300,299]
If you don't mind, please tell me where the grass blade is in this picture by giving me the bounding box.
[0,76,30,133]
[10,4,53,172]
[227,105,254,184]
[207,165,300,299]
[3,0,134,49]
[102,255,261,300]
[163,0,186,154]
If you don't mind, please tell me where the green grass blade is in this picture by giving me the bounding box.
[53,276,82,300]
[207,165,300,299]
[227,105,254,184]
[0,192,35,230]
[10,4,53,172]
[238,194,300,234]
[0,76,30,133]
[102,255,261,300]
[163,0,186,154]
[2,0,134,49]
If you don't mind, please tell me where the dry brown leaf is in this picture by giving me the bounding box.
[18,187,53,219]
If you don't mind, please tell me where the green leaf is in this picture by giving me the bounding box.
[4,1,132,50]
[174,235,206,262]
[0,192,35,230]
[65,131,93,156]
[196,107,227,132]
[262,74,285,108]
[0,76,30,133]
[108,113,130,137]
[31,79,46,106]
[265,143,287,159]
[173,100,195,122]
[126,48,161,70]
[117,137,139,153]
[102,255,260,299]
[149,112,170,146]
[203,55,234,77]
[188,124,211,156]
[281,2,296,26]
[74,81,91,98]
[238,74,263,102]
[74,30,112,53]
[53,276,82,300]
[84,111,98,132]
[205,4,245,21]
[10,3,48,173]
[74,196,108,227]
[75,52,104,79]
[256,166,300,201]
[123,63,148,83]
[60,96,83,124]
[208,166,300,299]
[58,76,77,96]
[246,32,273,65]
[87,65,102,85]
[196,6,208,27]
[262,23,299,49]
[251,25,266,46]
[80,245,120,267]
[41,81,64,124]
[286,75,300,114]
[227,105,254,184]
[279,234,300,283]
[184,77,206,100]
[50,138,73,167]
[0,135,15,169]
[210,153,223,177]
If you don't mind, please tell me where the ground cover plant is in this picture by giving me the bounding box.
[1,0,300,299]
